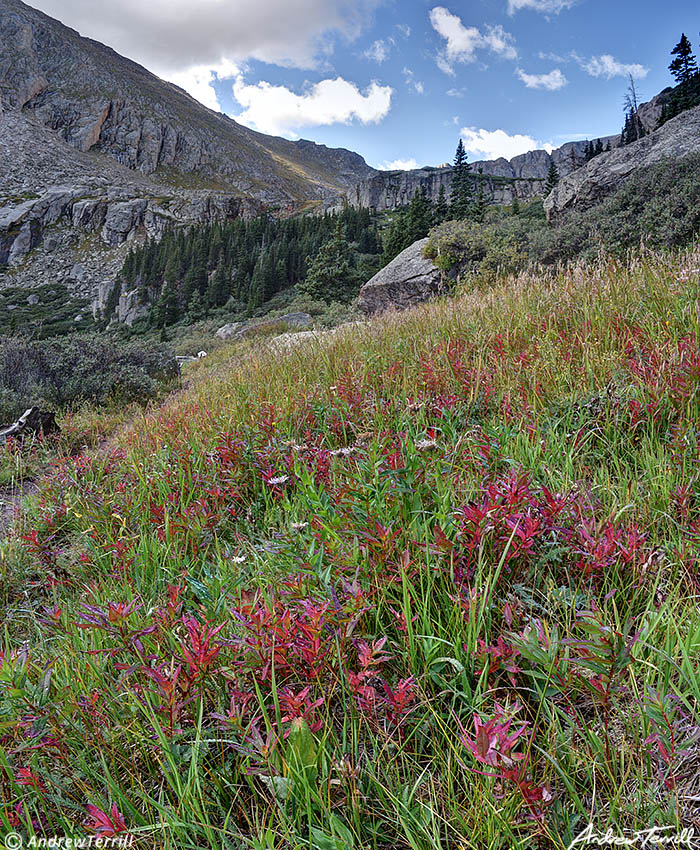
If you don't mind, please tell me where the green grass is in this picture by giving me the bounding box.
[1,246,700,847]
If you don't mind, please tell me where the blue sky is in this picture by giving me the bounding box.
[35,0,700,167]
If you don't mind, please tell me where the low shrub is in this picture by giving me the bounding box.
[0,334,178,422]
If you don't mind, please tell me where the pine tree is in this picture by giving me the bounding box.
[407,187,433,243]
[511,194,520,216]
[669,34,698,84]
[207,264,229,308]
[298,222,358,304]
[186,290,205,324]
[157,282,179,326]
[381,209,410,265]
[544,160,560,195]
[450,139,472,219]
[434,183,449,225]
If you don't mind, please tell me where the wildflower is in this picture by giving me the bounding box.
[180,615,225,677]
[15,767,46,793]
[84,803,128,836]
[459,702,528,768]
[267,475,289,486]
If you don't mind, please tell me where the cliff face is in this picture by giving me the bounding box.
[544,104,700,216]
[0,0,375,202]
[346,138,616,211]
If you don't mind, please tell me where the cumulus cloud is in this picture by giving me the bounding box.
[378,158,419,170]
[165,60,239,112]
[364,39,391,63]
[429,7,517,74]
[460,127,553,160]
[507,0,575,14]
[577,54,649,79]
[30,0,382,74]
[231,76,393,137]
[516,67,567,90]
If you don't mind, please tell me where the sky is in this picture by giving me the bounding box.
[31,0,700,169]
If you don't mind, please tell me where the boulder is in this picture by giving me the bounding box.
[358,239,443,316]
[278,311,313,329]
[216,322,243,340]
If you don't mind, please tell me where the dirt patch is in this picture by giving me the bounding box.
[0,480,38,539]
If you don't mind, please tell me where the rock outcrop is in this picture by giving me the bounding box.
[545,104,700,216]
[358,239,443,315]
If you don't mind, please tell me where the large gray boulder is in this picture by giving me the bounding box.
[545,104,700,216]
[358,239,443,316]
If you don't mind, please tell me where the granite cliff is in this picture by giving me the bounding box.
[346,139,617,212]
[545,104,700,216]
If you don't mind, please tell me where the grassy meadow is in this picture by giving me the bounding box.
[2,246,700,848]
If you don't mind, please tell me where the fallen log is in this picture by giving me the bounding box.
[0,407,59,443]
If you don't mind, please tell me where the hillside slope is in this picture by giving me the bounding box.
[2,244,700,845]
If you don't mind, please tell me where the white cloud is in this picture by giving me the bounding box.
[30,0,383,74]
[165,59,239,111]
[429,7,517,74]
[396,24,412,38]
[378,158,419,170]
[516,67,567,90]
[508,0,575,14]
[364,39,391,63]
[446,87,465,97]
[460,127,553,160]
[232,76,393,137]
[577,54,649,80]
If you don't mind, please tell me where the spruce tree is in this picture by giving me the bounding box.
[511,194,520,216]
[298,222,358,304]
[381,209,410,266]
[669,34,698,84]
[186,290,205,324]
[544,160,560,194]
[450,139,472,219]
[407,187,433,243]
[434,183,449,225]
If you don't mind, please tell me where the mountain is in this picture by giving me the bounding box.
[0,0,379,315]
[0,0,374,201]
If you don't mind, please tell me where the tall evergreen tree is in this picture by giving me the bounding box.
[544,160,560,194]
[298,222,358,304]
[434,183,449,225]
[669,34,698,84]
[450,139,472,219]
[407,187,433,243]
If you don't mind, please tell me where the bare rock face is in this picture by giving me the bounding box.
[545,105,700,216]
[358,239,443,316]
[347,138,617,212]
